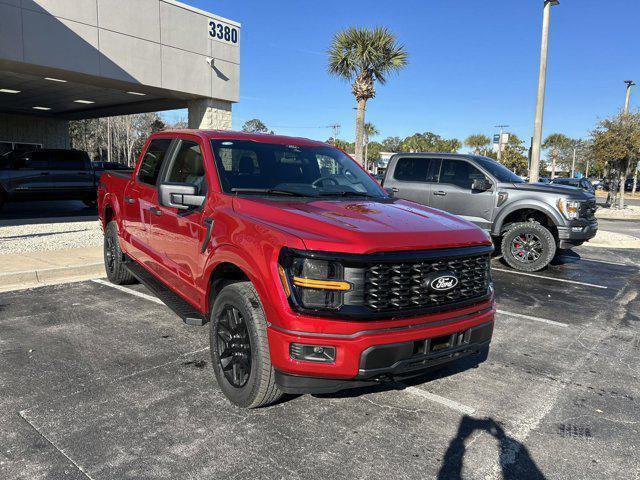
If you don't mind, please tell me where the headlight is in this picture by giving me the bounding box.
[558,198,581,220]
[279,251,351,310]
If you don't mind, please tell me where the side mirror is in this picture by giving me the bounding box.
[384,187,396,197]
[159,182,205,210]
[472,178,492,192]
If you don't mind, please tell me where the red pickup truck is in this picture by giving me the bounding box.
[98,130,495,408]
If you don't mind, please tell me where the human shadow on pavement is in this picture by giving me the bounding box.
[437,415,546,480]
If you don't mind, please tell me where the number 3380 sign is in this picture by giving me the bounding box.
[208,19,239,45]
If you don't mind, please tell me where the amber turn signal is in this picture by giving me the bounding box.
[292,277,351,291]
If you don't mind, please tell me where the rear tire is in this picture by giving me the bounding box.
[104,221,137,285]
[501,222,556,272]
[210,282,282,408]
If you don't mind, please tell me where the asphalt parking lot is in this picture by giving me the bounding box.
[1,246,639,479]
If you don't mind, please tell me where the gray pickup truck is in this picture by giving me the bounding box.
[383,153,598,271]
[0,148,97,210]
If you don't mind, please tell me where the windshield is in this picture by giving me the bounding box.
[474,156,525,183]
[210,140,386,198]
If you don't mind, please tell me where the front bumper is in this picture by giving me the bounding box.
[268,302,495,394]
[557,218,598,248]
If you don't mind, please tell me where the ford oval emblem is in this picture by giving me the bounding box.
[429,274,459,292]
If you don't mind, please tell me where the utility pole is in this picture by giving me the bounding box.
[495,125,509,162]
[624,80,635,114]
[571,147,576,177]
[326,124,341,144]
[530,0,560,183]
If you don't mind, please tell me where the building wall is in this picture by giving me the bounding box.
[0,113,69,149]
[0,0,240,102]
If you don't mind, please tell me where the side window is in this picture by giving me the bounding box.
[138,138,172,185]
[164,140,207,195]
[439,160,486,189]
[393,158,431,182]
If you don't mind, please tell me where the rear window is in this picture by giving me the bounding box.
[138,138,173,185]
[48,150,88,170]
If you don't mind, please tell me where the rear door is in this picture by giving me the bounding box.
[149,137,209,300]
[385,156,439,206]
[431,159,495,230]
[123,137,174,267]
[47,150,94,199]
[8,151,52,198]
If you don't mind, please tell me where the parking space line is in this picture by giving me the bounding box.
[496,309,569,328]
[491,268,608,289]
[403,386,476,415]
[558,255,630,267]
[91,278,165,305]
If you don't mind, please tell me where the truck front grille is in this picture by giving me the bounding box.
[580,199,597,218]
[364,253,490,313]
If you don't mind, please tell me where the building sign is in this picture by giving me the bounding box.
[208,18,239,45]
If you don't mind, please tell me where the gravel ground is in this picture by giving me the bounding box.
[0,220,102,254]
[596,204,640,219]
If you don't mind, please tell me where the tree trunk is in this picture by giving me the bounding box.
[354,99,366,166]
[619,162,627,210]
[364,140,369,171]
[633,162,638,194]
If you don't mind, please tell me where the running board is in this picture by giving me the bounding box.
[124,260,208,326]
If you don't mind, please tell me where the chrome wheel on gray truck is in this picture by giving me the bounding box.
[209,282,282,408]
[501,222,556,272]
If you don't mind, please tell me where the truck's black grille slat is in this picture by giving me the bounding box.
[364,254,490,312]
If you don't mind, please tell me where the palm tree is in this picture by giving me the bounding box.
[543,133,572,179]
[328,27,408,165]
[363,122,380,171]
[464,134,492,155]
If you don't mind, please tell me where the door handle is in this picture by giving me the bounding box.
[124,196,135,204]
[391,187,399,192]
[433,191,447,196]
[150,206,162,216]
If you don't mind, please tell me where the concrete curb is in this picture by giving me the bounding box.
[0,262,106,292]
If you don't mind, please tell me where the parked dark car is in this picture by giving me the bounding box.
[550,177,595,195]
[0,148,97,210]
[92,161,131,171]
[383,154,598,272]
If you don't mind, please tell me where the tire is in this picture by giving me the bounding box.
[209,282,282,408]
[104,221,137,285]
[500,222,556,272]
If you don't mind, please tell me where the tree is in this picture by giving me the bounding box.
[465,134,492,155]
[500,134,528,175]
[367,141,383,170]
[590,111,640,209]
[399,132,461,153]
[327,138,355,153]
[363,122,380,171]
[381,136,402,152]
[241,118,273,134]
[543,133,572,179]
[328,27,408,166]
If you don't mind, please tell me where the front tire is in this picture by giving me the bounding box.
[104,221,137,285]
[210,282,282,408]
[501,222,556,272]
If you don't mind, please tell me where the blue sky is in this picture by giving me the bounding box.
[163,0,640,148]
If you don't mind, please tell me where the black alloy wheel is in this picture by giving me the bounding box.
[216,305,252,388]
[510,232,543,264]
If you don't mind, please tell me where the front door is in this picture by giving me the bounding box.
[431,159,495,230]
[150,138,209,303]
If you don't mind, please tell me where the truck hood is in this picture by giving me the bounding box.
[233,197,491,254]
[506,182,594,200]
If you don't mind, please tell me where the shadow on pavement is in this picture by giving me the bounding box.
[437,415,545,480]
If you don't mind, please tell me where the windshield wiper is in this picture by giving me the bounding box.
[318,191,379,198]
[231,188,317,197]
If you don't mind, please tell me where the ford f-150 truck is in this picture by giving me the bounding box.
[98,130,495,408]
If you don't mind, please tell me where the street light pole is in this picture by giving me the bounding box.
[529,0,559,183]
[495,125,509,162]
[624,80,635,114]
